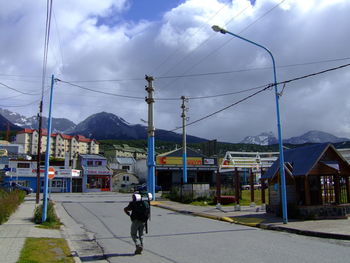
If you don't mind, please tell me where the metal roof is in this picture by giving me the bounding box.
[158,147,207,158]
[80,154,106,160]
[262,143,333,179]
[116,157,136,165]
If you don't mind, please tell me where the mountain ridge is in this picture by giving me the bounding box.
[1,108,349,145]
[240,130,350,145]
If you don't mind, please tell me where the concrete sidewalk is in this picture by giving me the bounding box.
[0,196,62,263]
[152,200,350,240]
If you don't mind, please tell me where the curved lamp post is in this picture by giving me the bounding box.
[212,25,288,224]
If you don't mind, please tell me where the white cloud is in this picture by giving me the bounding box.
[0,0,349,143]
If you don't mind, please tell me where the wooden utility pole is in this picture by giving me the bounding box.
[6,122,10,141]
[216,169,221,205]
[35,101,43,204]
[235,167,240,205]
[261,168,266,205]
[250,168,255,205]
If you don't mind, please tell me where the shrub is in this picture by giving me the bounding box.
[34,201,59,224]
[163,186,213,204]
[0,189,25,224]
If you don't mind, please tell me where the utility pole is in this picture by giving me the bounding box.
[42,75,55,222]
[145,75,155,200]
[181,96,188,184]
[36,102,43,204]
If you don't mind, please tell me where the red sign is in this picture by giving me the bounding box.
[48,167,55,179]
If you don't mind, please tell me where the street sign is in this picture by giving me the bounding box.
[48,167,55,180]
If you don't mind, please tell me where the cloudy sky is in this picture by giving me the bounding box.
[0,0,349,143]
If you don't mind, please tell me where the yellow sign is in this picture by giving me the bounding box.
[157,156,202,165]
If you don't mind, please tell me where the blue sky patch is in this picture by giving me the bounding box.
[97,0,185,27]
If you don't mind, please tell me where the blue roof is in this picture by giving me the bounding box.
[262,143,332,179]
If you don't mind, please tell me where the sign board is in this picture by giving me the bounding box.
[48,167,55,180]
[71,169,81,177]
[157,156,202,166]
[203,158,215,165]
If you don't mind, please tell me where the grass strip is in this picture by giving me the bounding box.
[17,237,74,263]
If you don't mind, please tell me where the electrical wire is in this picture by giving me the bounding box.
[157,3,251,79]
[53,10,64,71]
[0,82,41,95]
[56,79,146,100]
[155,56,350,80]
[169,85,272,132]
[160,62,350,133]
[152,2,234,76]
[0,99,41,108]
[41,0,53,101]
[159,0,287,91]
[55,62,350,102]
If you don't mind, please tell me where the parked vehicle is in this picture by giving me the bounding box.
[241,184,262,190]
[0,182,33,195]
[241,184,251,190]
[136,183,162,193]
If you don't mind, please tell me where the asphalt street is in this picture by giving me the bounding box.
[52,193,350,263]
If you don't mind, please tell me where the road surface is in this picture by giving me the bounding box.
[52,193,350,263]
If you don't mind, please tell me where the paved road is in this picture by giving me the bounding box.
[52,193,350,263]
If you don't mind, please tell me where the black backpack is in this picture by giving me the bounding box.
[132,196,150,222]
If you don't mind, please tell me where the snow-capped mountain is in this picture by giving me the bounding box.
[240,132,278,146]
[284,130,349,145]
[0,108,76,133]
[69,111,206,142]
[240,131,350,145]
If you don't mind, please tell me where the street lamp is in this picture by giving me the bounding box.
[212,25,288,224]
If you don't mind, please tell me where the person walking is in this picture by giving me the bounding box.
[124,192,151,255]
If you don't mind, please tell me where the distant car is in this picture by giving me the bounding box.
[254,184,262,190]
[242,184,251,190]
[0,182,33,195]
[241,184,262,190]
[136,183,162,193]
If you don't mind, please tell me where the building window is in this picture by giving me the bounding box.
[122,165,130,170]
[123,175,129,182]
[87,161,93,166]
[17,163,30,168]
[95,161,102,166]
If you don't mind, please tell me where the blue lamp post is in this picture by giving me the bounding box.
[212,25,288,223]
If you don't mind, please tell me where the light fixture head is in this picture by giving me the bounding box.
[212,25,227,34]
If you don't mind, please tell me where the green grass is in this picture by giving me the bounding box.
[17,237,74,263]
[34,201,62,229]
[239,189,268,206]
[189,190,269,206]
[0,189,25,224]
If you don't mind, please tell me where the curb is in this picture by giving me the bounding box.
[258,224,350,241]
[152,203,350,241]
[53,203,82,263]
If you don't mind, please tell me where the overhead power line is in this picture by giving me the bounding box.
[155,56,350,80]
[277,62,350,86]
[55,62,350,103]
[163,62,350,132]
[159,0,287,91]
[0,82,41,95]
[0,99,41,108]
[169,85,272,132]
[56,79,145,100]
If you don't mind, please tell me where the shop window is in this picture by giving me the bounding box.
[17,163,30,168]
